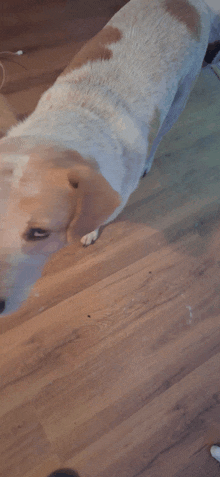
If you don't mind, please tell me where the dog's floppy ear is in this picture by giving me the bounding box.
[66,164,121,241]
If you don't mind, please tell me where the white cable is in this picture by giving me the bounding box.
[0,50,23,56]
[0,50,24,91]
[0,62,5,91]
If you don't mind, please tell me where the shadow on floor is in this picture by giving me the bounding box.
[48,469,81,477]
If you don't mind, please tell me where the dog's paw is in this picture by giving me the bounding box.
[210,445,220,463]
[80,229,99,246]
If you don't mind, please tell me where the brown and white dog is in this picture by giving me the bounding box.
[0,0,219,315]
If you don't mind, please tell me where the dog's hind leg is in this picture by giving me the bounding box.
[142,69,201,177]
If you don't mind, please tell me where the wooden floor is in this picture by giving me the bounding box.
[1,1,220,476]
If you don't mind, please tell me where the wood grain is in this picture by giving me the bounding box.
[0,1,220,477]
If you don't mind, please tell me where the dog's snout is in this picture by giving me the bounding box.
[0,299,6,314]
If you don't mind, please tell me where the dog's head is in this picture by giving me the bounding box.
[0,141,121,315]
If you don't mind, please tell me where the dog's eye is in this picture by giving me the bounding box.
[25,228,50,241]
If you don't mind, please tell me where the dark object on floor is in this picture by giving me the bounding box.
[0,300,5,314]
[48,469,81,477]
[203,41,220,65]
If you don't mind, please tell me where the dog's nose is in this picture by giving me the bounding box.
[0,299,6,314]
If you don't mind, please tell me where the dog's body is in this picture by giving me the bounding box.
[0,0,219,314]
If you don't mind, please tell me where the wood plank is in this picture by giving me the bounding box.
[0,1,220,476]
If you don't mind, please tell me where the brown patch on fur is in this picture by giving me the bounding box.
[61,26,122,76]
[147,107,161,158]
[21,146,121,239]
[163,0,201,41]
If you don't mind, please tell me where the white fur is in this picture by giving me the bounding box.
[210,445,220,462]
[81,229,99,246]
[0,0,220,314]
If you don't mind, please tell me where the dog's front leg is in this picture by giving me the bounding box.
[79,192,127,247]
[80,228,99,246]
